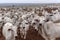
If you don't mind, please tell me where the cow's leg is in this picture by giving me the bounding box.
[24,31,27,39]
[45,38,49,40]
[41,28,49,40]
[49,36,55,40]
[20,33,23,38]
[44,37,55,40]
[20,30,23,38]
[50,38,55,40]
[6,38,11,40]
[6,39,9,40]
[21,35,23,38]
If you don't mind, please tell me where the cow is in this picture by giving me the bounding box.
[20,20,30,39]
[31,15,40,31]
[50,10,60,22]
[3,16,14,24]
[42,10,53,20]
[2,22,17,40]
[39,16,60,40]
[42,10,60,22]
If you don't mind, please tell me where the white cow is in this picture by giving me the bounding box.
[31,15,40,31]
[42,10,60,22]
[39,16,60,40]
[2,22,14,40]
[2,22,17,40]
[4,12,11,18]
[20,20,30,39]
[4,16,14,24]
[42,10,53,22]
[50,10,60,22]
[21,12,35,24]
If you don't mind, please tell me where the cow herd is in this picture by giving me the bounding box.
[0,7,60,40]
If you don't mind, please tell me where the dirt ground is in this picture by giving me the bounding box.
[0,26,60,40]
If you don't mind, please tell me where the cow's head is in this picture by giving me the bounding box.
[31,16,40,31]
[39,16,49,26]
[20,20,30,30]
[19,20,30,39]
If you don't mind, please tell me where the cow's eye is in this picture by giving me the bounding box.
[23,27,25,29]
[0,21,2,23]
[25,23,28,24]
[49,15,53,16]
[39,23,42,26]
[8,29,11,31]
[35,19,39,22]
[2,17,4,19]
[54,13,56,14]
[33,23,36,25]
[26,17,28,19]
[2,14,4,16]
[19,23,21,24]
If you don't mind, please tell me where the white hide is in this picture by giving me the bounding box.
[44,21,60,40]
[2,22,17,40]
[39,16,60,40]
[2,22,14,40]
[50,10,60,22]
[12,25,17,38]
[31,15,40,31]
[4,12,11,17]
[42,10,60,22]
[21,12,35,23]
[42,10,52,20]
[4,17,13,23]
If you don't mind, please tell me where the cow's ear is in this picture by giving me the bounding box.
[19,22,21,25]
[54,13,56,14]
[49,14,53,16]
[23,27,25,29]
[33,22,36,25]
[35,19,39,22]
[45,19,49,22]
